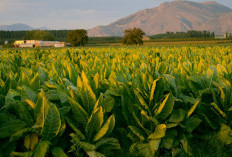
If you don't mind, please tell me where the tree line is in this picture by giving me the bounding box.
[150,30,215,39]
[0,29,230,46]
[0,30,121,46]
[0,30,70,44]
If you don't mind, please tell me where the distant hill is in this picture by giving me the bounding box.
[88,1,232,37]
[0,23,49,31]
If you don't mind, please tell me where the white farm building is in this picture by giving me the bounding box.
[14,40,66,48]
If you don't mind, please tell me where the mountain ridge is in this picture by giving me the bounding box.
[0,23,49,31]
[88,1,232,37]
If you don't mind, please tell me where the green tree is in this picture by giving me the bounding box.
[24,30,55,41]
[211,32,215,38]
[122,27,145,45]
[66,29,88,47]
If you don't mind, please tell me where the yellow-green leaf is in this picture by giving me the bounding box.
[156,93,174,120]
[41,103,61,141]
[93,115,115,141]
[148,124,166,140]
[187,99,200,118]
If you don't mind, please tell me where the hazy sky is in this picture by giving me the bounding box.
[1,0,232,29]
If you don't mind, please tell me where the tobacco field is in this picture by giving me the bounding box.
[0,46,232,157]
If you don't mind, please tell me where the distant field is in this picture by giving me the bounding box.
[87,39,232,47]
[144,39,232,46]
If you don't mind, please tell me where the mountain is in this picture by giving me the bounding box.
[88,1,232,37]
[0,23,49,31]
[0,23,33,31]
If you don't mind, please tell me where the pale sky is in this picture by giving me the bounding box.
[0,0,231,29]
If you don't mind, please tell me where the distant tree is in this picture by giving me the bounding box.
[226,33,232,39]
[66,29,89,47]
[24,30,55,41]
[211,32,215,38]
[122,27,145,45]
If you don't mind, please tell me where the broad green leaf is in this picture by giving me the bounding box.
[154,78,165,103]
[188,76,205,92]
[80,142,96,151]
[86,107,104,140]
[86,151,105,157]
[130,142,148,157]
[86,151,97,157]
[0,140,17,157]
[121,90,134,124]
[41,103,61,141]
[162,137,174,149]
[166,123,178,129]
[0,119,27,138]
[65,118,85,140]
[29,73,40,90]
[149,139,161,154]
[134,90,149,111]
[217,124,232,145]
[46,89,60,101]
[5,89,20,106]
[98,94,115,113]
[93,115,115,141]
[180,135,190,155]
[185,117,202,133]
[5,100,34,126]
[95,137,121,150]
[164,74,178,96]
[180,94,198,104]
[150,117,159,126]
[206,67,217,81]
[148,124,166,140]
[156,93,174,120]
[149,79,158,103]
[80,71,97,114]
[130,141,159,157]
[199,113,218,129]
[129,126,146,141]
[69,97,88,125]
[58,88,68,104]
[52,147,68,157]
[70,134,96,151]
[34,141,50,157]
[59,106,71,116]
[34,91,50,128]
[38,67,48,84]
[169,109,186,123]
[21,85,36,102]
[66,63,77,85]
[9,128,33,142]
